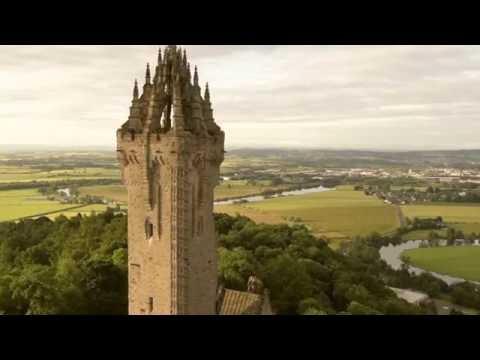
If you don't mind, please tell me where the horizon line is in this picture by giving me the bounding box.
[2,143,480,153]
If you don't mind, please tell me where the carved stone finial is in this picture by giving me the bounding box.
[133,79,139,100]
[145,63,151,85]
[194,65,199,86]
[204,82,210,102]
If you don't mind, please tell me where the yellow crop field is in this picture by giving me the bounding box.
[215,186,400,247]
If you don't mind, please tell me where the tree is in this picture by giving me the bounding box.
[302,308,327,315]
[428,231,437,246]
[447,228,456,246]
[218,247,256,291]
[263,254,314,314]
[347,301,382,315]
[455,230,465,240]
[271,178,284,186]
[9,264,61,315]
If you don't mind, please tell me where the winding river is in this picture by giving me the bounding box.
[214,185,333,206]
[379,240,480,286]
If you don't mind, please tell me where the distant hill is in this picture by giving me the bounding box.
[0,144,114,153]
[228,148,480,168]
[3,145,480,168]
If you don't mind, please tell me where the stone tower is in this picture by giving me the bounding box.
[116,45,224,315]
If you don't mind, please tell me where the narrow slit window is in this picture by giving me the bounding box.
[198,181,203,204]
[145,220,154,239]
[158,185,162,236]
[148,297,154,313]
[192,184,196,238]
[198,216,204,236]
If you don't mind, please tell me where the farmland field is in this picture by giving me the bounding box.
[401,228,449,241]
[401,203,480,223]
[0,189,113,222]
[0,189,76,221]
[214,180,288,200]
[215,186,400,247]
[449,223,480,234]
[0,166,120,183]
[401,203,480,235]
[78,185,127,203]
[78,180,288,204]
[40,204,111,220]
[402,246,480,282]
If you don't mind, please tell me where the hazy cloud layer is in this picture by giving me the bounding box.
[1,45,480,150]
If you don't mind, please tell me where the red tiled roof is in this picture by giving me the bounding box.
[219,289,263,315]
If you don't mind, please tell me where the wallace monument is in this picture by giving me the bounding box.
[117,45,271,315]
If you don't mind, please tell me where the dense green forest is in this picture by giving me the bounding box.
[0,210,128,314]
[0,211,477,315]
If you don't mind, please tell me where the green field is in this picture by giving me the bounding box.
[401,203,480,223]
[215,186,400,247]
[449,223,480,234]
[214,180,288,200]
[401,228,449,241]
[0,189,111,222]
[220,155,289,174]
[402,246,480,282]
[79,185,127,203]
[0,189,76,221]
[40,204,111,220]
[391,186,428,191]
[401,203,480,235]
[0,166,120,183]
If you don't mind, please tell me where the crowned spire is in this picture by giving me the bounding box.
[120,46,222,136]
[133,79,139,100]
[194,66,199,86]
[172,73,185,131]
[158,48,162,64]
[204,82,210,102]
[183,49,187,66]
[187,63,192,82]
[145,63,151,85]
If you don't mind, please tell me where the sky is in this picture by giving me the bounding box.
[1,45,480,151]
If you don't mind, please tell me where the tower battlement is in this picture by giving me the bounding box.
[117,45,224,315]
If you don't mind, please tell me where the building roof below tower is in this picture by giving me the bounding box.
[219,289,272,315]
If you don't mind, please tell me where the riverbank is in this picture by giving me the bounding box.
[380,240,480,286]
[214,184,332,205]
[402,246,480,283]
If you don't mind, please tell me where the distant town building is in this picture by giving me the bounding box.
[439,239,448,247]
[57,188,71,197]
[455,239,466,246]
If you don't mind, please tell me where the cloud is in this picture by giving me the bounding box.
[1,45,480,150]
